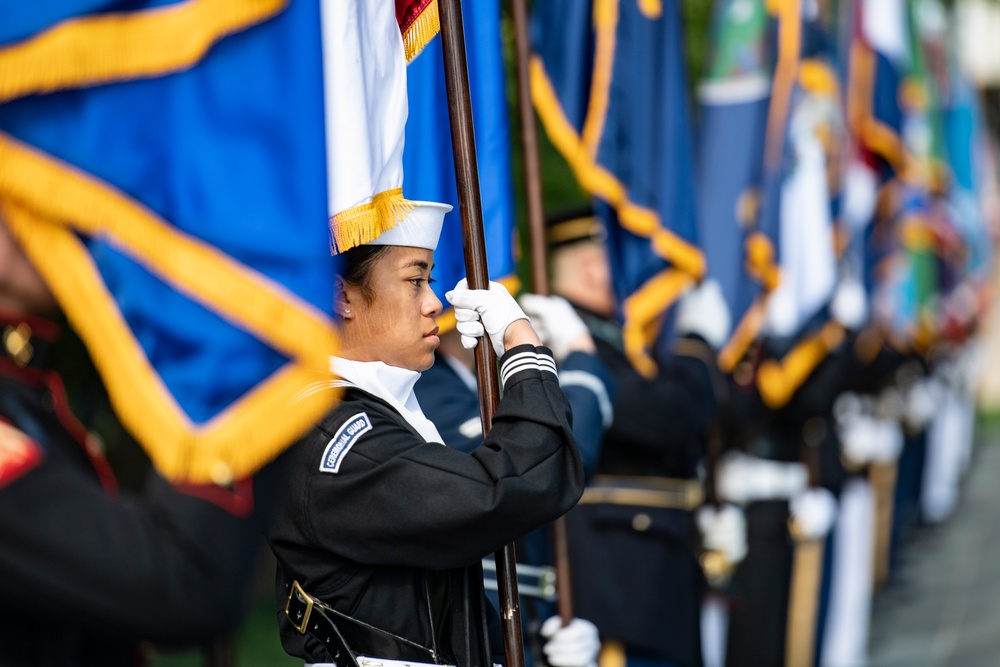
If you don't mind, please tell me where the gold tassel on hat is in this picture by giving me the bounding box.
[329,187,416,255]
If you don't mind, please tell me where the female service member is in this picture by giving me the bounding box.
[267,202,586,667]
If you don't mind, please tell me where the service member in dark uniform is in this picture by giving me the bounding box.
[415,294,614,667]
[266,204,585,667]
[717,340,844,667]
[0,218,281,666]
[545,212,731,667]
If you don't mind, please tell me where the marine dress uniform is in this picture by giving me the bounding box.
[0,306,276,666]
[267,347,585,667]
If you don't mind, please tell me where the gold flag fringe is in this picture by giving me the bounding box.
[402,0,440,64]
[329,187,416,255]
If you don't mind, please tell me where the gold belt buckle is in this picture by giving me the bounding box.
[286,580,315,634]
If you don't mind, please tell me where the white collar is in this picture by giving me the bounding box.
[329,356,443,444]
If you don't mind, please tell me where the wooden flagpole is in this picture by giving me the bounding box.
[784,418,828,667]
[437,1,526,665]
[509,0,575,626]
[510,0,549,297]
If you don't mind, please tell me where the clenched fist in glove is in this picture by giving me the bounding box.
[518,293,594,362]
[789,487,837,540]
[696,503,748,565]
[540,616,601,667]
[445,279,529,356]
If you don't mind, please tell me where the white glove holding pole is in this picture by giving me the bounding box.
[789,487,837,540]
[445,279,528,356]
[674,279,731,349]
[539,616,601,667]
[696,504,748,565]
[518,293,589,362]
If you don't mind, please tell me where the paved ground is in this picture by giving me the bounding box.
[867,427,1000,667]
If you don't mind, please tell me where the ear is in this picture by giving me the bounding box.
[334,276,353,319]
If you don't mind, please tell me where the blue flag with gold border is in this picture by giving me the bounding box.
[531,0,704,375]
[0,0,440,482]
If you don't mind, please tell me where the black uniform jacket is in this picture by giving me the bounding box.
[567,307,721,667]
[722,338,852,667]
[267,345,585,667]
[415,349,613,666]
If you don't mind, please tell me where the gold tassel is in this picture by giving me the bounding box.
[757,322,846,409]
[402,0,440,63]
[330,188,416,254]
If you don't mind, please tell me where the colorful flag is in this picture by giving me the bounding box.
[944,68,994,290]
[531,0,704,375]
[0,0,440,482]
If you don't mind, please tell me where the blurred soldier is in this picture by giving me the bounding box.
[415,295,613,667]
[717,290,858,667]
[543,211,733,667]
[716,356,843,667]
[0,217,278,665]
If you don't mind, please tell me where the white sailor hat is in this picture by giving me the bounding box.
[329,192,450,254]
[320,0,450,255]
[362,200,451,251]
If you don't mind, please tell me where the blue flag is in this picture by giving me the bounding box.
[403,0,518,324]
[0,1,443,482]
[695,0,778,374]
[531,0,704,375]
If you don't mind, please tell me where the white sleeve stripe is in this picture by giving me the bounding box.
[537,355,558,374]
[502,351,537,370]
[501,359,543,385]
[559,370,614,428]
[500,350,558,386]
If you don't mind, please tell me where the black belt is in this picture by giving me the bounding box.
[285,580,442,666]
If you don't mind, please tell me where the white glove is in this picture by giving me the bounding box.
[445,279,528,356]
[789,487,837,540]
[716,451,808,504]
[696,504,748,565]
[872,418,904,462]
[830,277,868,331]
[518,293,589,362]
[837,412,881,465]
[837,412,904,465]
[539,616,601,667]
[902,377,942,432]
[674,279,731,349]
